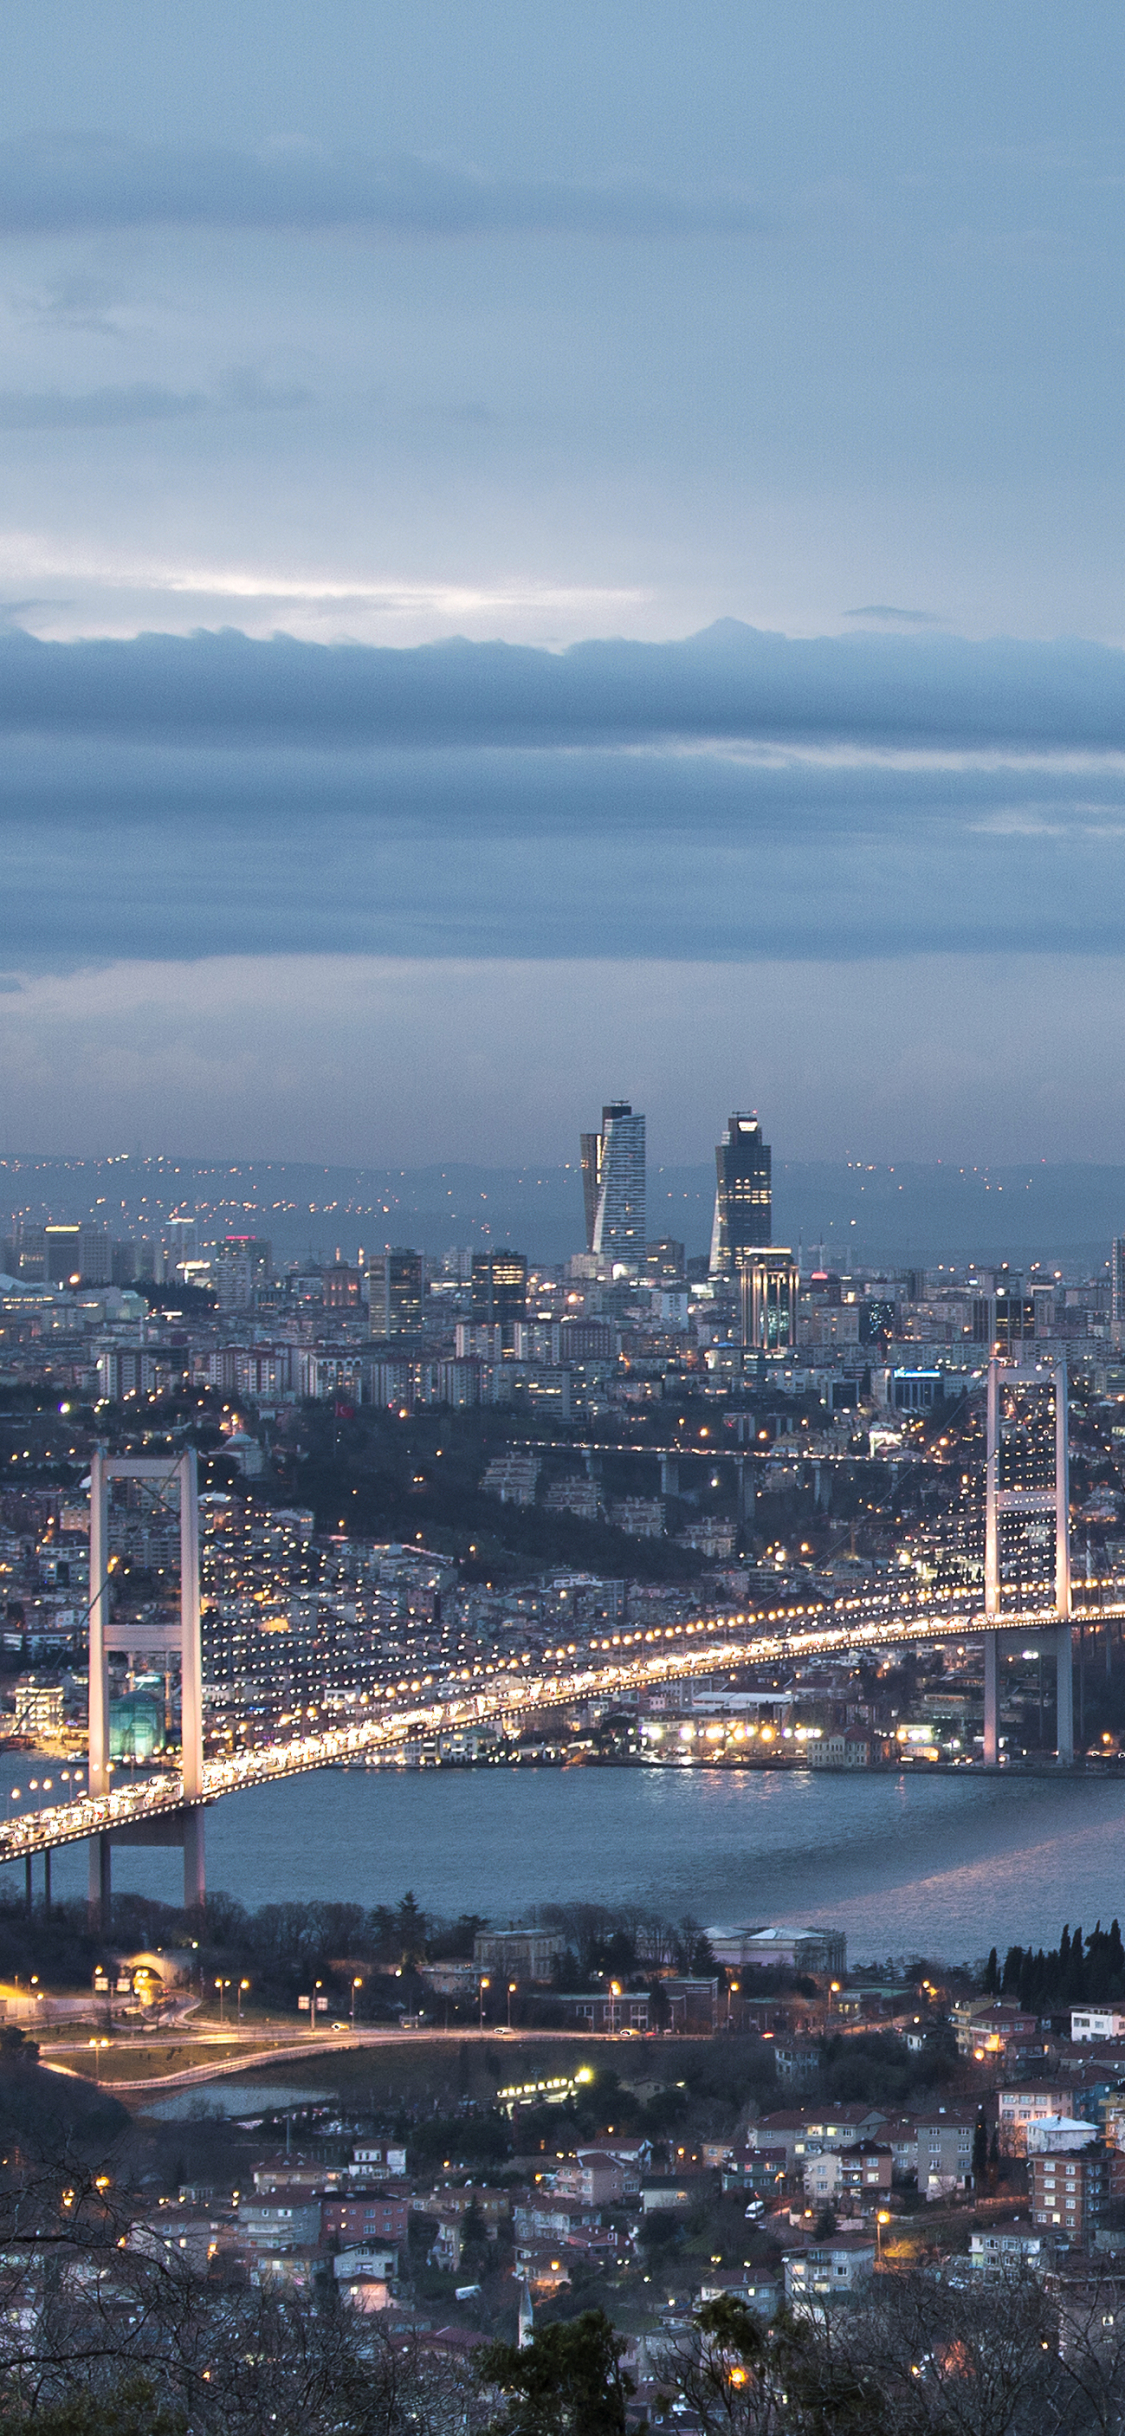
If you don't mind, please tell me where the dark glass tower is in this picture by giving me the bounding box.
[710,1114,771,1282]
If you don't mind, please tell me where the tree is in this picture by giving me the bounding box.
[395,1891,427,1965]
[459,2197,491,2282]
[477,2308,634,2436]
[1,2382,186,2436]
[972,2114,989,2183]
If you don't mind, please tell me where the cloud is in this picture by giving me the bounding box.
[0,372,310,430]
[0,619,1123,752]
[0,731,1121,968]
[0,623,1121,974]
[0,383,208,430]
[0,133,765,239]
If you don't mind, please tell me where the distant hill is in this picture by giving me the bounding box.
[1,1153,1122,1270]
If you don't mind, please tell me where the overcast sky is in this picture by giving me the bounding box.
[4,0,1125,1166]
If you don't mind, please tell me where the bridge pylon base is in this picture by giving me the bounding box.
[86,1804,207,1934]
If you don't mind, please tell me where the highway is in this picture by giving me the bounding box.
[3,1574,1124,1866]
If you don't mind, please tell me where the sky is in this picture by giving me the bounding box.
[4,1,1125,1166]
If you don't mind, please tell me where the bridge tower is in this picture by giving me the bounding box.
[982,1355,1073,1766]
[87,1449,205,1928]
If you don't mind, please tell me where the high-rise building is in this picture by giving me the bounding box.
[580,1132,603,1253]
[582,1103,645,1263]
[471,1248,528,1342]
[383,1249,424,1337]
[710,1114,771,1282]
[740,1249,799,1352]
[644,1239,685,1281]
[1112,1237,1125,1328]
[214,1236,272,1310]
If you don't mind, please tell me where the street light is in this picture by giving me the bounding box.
[238,1979,250,2023]
[479,1975,490,2029]
[214,1977,231,2024]
[609,1981,621,2036]
[507,1979,517,2031]
[876,2209,891,2261]
[89,2037,109,2084]
[351,1976,363,2027]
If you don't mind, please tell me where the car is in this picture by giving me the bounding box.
[331,2021,349,2032]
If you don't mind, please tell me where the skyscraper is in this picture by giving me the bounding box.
[471,1247,528,1341]
[740,1249,799,1352]
[383,1248,423,1336]
[1113,1236,1125,1328]
[709,1114,771,1282]
[582,1103,646,1263]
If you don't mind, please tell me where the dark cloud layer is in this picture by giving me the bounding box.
[0,134,763,239]
[0,622,1123,972]
[1,620,1125,751]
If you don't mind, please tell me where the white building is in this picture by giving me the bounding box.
[784,2238,874,2310]
[706,1925,847,1976]
[1071,2008,1125,2043]
[1025,2117,1095,2155]
[969,2223,1046,2277]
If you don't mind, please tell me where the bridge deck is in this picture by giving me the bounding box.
[3,1585,1122,1865]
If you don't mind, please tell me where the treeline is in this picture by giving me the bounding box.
[983,1918,1125,2011]
[0,1889,728,2015]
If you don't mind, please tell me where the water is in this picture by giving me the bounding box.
[4,1752,1125,1965]
[146,2084,332,2120]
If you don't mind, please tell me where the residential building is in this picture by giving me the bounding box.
[236,2195,322,2252]
[1071,2009,1125,2043]
[969,2223,1048,2277]
[836,2142,894,2200]
[999,2084,1083,2154]
[1026,2118,1100,2155]
[952,2000,1041,2058]
[1031,2142,1110,2242]
[783,2238,875,2307]
[321,2195,410,2246]
[914,2109,977,2196]
[697,2268,779,2318]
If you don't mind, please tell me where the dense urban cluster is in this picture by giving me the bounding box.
[4,1111,1125,1768]
[5,1913,1125,2430]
